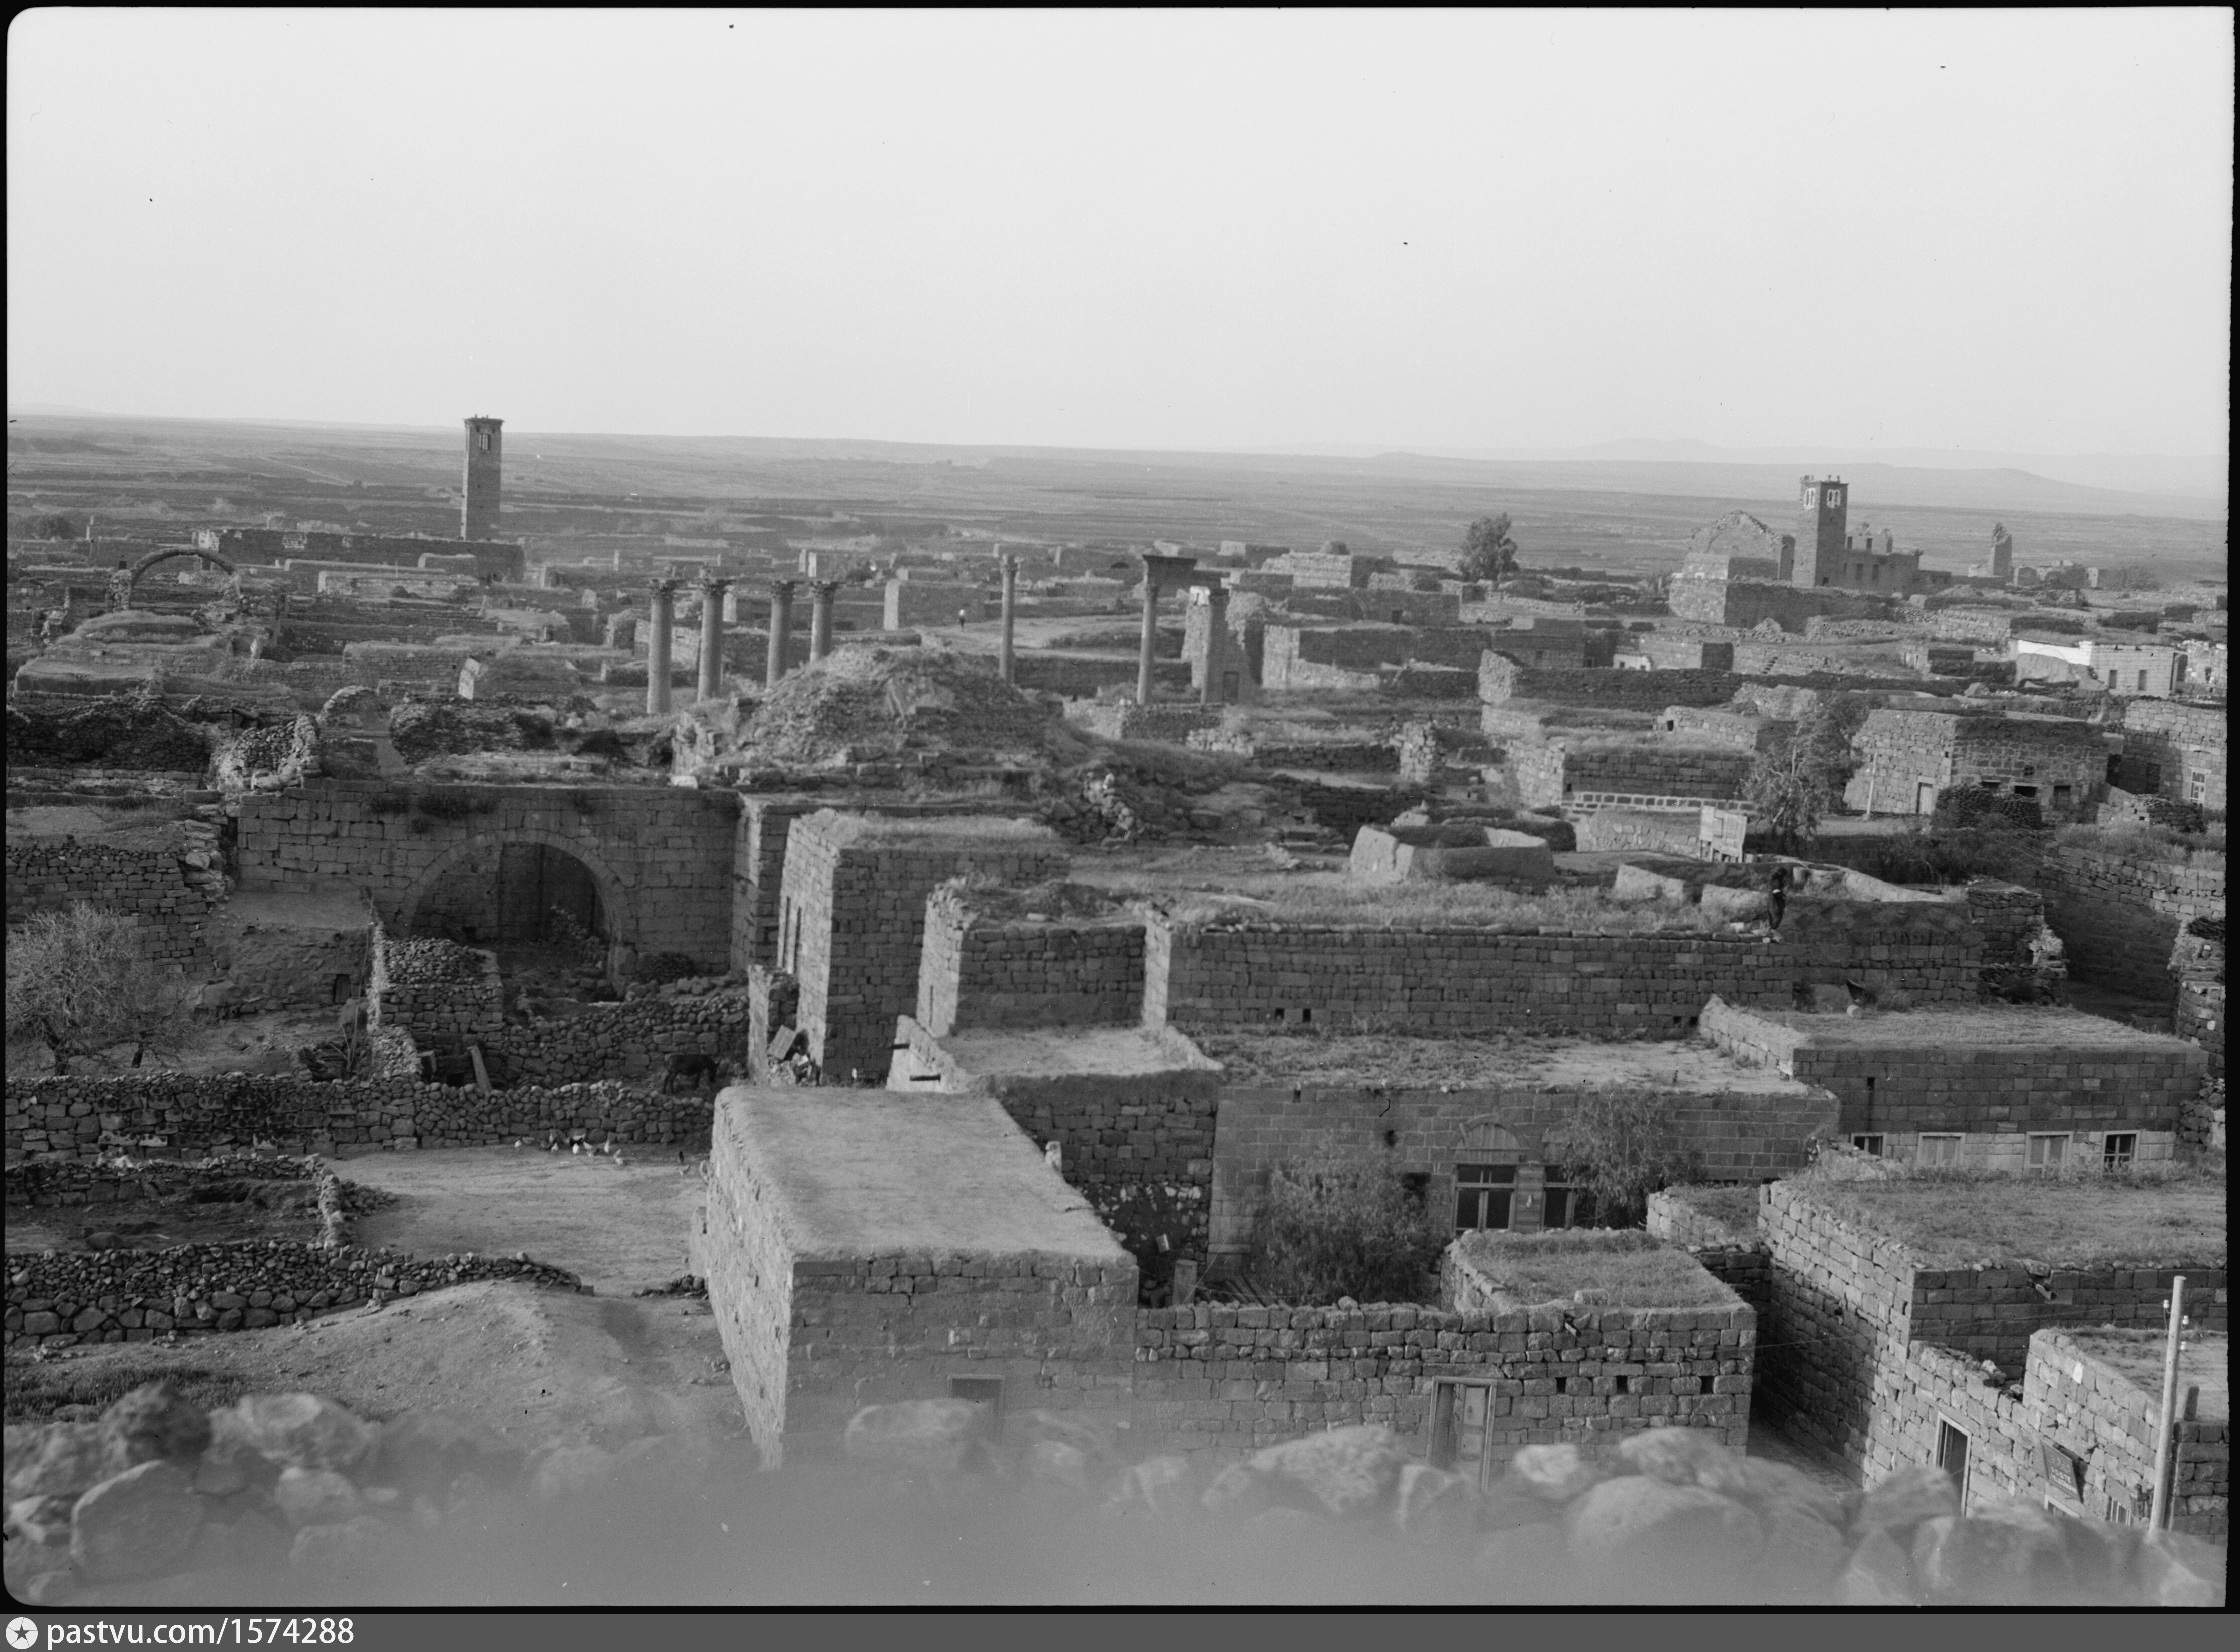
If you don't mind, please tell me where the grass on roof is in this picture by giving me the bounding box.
[1659,1184,1762,1236]
[1795,1168,2226,1270]
[1453,1229,1737,1309]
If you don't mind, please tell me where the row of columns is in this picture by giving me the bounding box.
[644,576,843,714]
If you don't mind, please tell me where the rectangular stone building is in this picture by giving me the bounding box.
[697,1086,1139,1468]
[773,812,1066,1083]
[1700,998,2207,1168]
[1844,708,2108,820]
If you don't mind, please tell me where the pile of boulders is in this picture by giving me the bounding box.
[6,1391,2224,1606]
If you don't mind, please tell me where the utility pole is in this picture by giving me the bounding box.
[2147,1276,2185,1538]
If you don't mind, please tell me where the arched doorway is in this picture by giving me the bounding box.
[395,830,636,985]
[121,546,238,608]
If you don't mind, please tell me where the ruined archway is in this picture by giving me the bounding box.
[394,829,638,966]
[121,546,239,608]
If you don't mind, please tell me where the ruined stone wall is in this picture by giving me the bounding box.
[2034,842,2225,990]
[1732,640,1912,678]
[1629,636,1735,671]
[234,779,740,973]
[367,930,503,1052]
[1067,701,1222,743]
[481,987,753,1089]
[1698,999,2207,1137]
[3,838,214,973]
[1207,1086,1837,1264]
[1658,706,1782,753]
[1929,608,2019,644]
[2028,1328,2230,1537]
[916,892,1145,1037]
[2171,923,2223,1078]
[1145,901,1992,1040]
[1479,655,1739,711]
[1010,654,1191,700]
[4,1074,712,1163]
[1131,1301,1753,1460]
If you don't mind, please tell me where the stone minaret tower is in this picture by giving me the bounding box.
[462,416,504,541]
[1792,475,1848,588]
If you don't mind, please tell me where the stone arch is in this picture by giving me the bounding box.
[394,829,638,958]
[124,546,239,606]
[1458,1117,1524,1156]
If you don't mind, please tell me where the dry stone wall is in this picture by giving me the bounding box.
[4,838,214,973]
[5,1074,712,1163]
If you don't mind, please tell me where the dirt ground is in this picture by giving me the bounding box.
[335,1143,707,1295]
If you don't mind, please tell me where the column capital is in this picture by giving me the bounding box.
[698,574,732,595]
[809,578,842,598]
[649,577,680,599]
[768,578,798,598]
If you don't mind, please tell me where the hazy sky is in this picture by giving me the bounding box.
[7,9,2231,456]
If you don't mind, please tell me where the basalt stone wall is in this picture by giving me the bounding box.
[2171,924,2223,1078]
[1010,655,1192,700]
[2034,843,2225,993]
[234,779,741,974]
[1514,745,1754,811]
[700,1109,1140,1470]
[1207,1086,1838,1264]
[4,1244,585,1350]
[1758,1180,2228,1481]
[1067,701,1222,743]
[1698,999,2206,1136]
[886,1020,1220,1279]
[916,890,1145,1037]
[4,1075,712,1164]
[1285,780,1430,838]
[368,930,503,1052]
[2029,1327,2230,1538]
[481,986,754,1089]
[3,839,214,973]
[1144,900,1993,1041]
[1131,1300,1754,1460]
[2119,699,2227,811]
[774,816,1068,1082]
[1571,810,1708,855]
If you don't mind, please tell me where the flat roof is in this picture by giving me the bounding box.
[2054,1328,2229,1423]
[1199,1033,1823,1095]
[1715,1003,2200,1055]
[1452,1230,1740,1310]
[937,1027,1219,1080]
[715,1087,1130,1263]
[1782,1173,2226,1271]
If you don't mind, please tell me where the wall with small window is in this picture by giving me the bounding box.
[1204,1082,1840,1270]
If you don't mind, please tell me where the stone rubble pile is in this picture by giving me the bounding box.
[4,1390,2224,1606]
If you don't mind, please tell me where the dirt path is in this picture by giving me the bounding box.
[335,1144,707,1296]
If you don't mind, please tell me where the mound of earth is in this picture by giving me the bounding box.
[389,702,554,765]
[738,648,1053,768]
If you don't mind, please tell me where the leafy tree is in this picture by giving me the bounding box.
[2101,565,2162,593]
[33,513,78,541]
[6,903,193,1075]
[1540,1093,1704,1230]
[1252,1153,1446,1304]
[1742,692,1871,854]
[1457,515,1519,583]
[1408,570,1443,593]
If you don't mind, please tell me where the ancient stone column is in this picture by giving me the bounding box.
[1137,568,1161,706]
[998,555,1019,684]
[809,580,839,663]
[698,578,730,702]
[646,580,678,715]
[1200,583,1230,705]
[766,580,796,687]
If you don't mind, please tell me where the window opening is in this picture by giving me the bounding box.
[1541,1164,1596,1230]
[1454,1164,1516,1234]
[1936,1419,1971,1502]
[2101,1133,2137,1171]
[1917,1134,1962,1168]
[1851,1134,1885,1156]
[2026,1133,2068,1173]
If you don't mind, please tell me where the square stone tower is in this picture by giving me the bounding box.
[1792,475,1848,588]
[462,416,504,541]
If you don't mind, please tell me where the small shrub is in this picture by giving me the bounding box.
[1934,789,2044,832]
[1251,1153,1446,1305]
